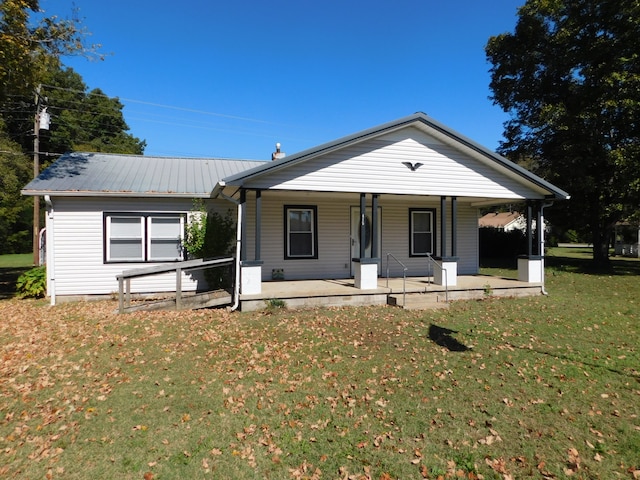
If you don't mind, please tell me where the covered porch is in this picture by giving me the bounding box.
[238,273,543,311]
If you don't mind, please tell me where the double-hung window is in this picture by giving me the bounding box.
[284,205,318,259]
[409,208,435,256]
[105,214,185,263]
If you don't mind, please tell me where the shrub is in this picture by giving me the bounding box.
[16,266,46,298]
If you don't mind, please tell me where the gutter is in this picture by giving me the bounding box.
[44,195,55,306]
[217,189,242,311]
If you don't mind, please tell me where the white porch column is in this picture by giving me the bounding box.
[353,259,378,290]
[240,262,262,295]
[433,258,457,287]
[518,256,543,283]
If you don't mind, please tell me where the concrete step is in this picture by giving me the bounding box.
[388,292,450,310]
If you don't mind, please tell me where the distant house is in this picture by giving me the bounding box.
[22,112,570,308]
[478,211,525,232]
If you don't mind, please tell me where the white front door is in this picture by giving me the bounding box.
[350,206,381,275]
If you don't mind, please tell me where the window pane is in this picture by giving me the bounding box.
[149,217,183,261]
[150,217,181,237]
[413,212,430,232]
[413,233,432,254]
[109,217,143,261]
[110,239,143,260]
[289,233,312,256]
[289,210,312,232]
[150,239,182,260]
[111,217,142,237]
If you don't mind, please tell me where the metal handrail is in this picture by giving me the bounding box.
[426,254,448,302]
[386,253,408,306]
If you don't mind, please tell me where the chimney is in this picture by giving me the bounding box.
[272,142,286,161]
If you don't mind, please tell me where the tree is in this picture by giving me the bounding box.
[0,123,32,254]
[485,0,640,266]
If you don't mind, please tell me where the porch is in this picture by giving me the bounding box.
[239,274,543,311]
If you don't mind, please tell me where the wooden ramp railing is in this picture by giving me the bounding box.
[116,257,234,313]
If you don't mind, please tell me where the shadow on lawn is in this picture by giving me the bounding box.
[0,267,30,299]
[428,324,471,352]
[482,248,640,276]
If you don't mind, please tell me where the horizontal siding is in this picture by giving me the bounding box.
[50,197,231,296]
[242,192,480,281]
[244,128,542,199]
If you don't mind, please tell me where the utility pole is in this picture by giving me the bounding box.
[33,85,49,266]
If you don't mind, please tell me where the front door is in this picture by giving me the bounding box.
[350,206,381,275]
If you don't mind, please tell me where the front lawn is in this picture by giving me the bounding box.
[0,251,638,479]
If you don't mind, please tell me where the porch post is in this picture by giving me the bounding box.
[239,188,262,295]
[371,194,379,259]
[440,196,447,258]
[353,193,378,290]
[255,189,261,261]
[434,196,457,287]
[240,189,247,262]
[359,193,367,259]
[451,196,457,257]
[535,200,542,256]
[518,200,543,283]
[526,201,533,256]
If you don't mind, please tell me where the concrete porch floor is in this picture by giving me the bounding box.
[238,275,543,311]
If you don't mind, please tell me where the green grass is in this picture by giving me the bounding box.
[0,249,638,479]
[0,253,33,268]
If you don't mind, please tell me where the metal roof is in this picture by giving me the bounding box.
[22,152,266,198]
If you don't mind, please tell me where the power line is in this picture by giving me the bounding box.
[40,84,276,125]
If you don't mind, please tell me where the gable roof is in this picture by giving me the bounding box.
[21,152,266,198]
[215,112,570,201]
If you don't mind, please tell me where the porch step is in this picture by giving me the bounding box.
[388,292,450,310]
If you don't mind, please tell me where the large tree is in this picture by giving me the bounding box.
[0,1,145,254]
[486,0,640,266]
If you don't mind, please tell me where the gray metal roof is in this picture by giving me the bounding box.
[22,152,266,198]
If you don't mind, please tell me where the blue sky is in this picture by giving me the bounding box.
[44,0,524,160]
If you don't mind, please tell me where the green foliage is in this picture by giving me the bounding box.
[15,265,46,298]
[184,200,207,258]
[486,0,640,266]
[184,202,236,290]
[0,126,33,254]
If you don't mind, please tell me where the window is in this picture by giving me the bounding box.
[284,206,318,259]
[409,208,435,256]
[105,214,185,263]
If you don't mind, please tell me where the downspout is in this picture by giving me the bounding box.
[44,195,55,306]
[540,201,554,295]
[217,189,242,311]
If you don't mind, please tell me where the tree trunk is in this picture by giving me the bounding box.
[591,225,611,269]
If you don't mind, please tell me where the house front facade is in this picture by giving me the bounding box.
[22,113,569,307]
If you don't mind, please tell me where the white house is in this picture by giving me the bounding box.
[22,113,570,308]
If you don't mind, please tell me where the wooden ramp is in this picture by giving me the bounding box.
[119,289,232,314]
[116,257,235,314]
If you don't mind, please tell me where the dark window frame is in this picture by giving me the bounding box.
[103,212,186,264]
[409,208,436,257]
[283,205,318,260]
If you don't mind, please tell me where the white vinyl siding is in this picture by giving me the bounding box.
[48,197,232,297]
[242,192,479,281]
[241,128,549,200]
